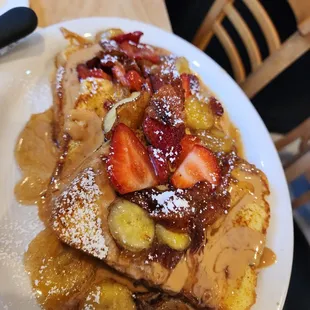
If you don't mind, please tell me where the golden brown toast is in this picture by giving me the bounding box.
[50,146,269,309]
[48,29,270,310]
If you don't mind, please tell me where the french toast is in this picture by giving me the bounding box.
[47,28,270,310]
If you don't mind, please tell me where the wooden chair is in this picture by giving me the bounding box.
[275,118,310,209]
[192,0,310,98]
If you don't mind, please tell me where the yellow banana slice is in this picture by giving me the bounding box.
[156,225,191,251]
[108,199,155,252]
[82,280,136,310]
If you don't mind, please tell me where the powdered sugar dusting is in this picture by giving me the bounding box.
[56,66,64,93]
[52,168,108,259]
[80,77,99,96]
[151,148,165,163]
[151,190,190,216]
[161,55,179,79]
[83,286,101,309]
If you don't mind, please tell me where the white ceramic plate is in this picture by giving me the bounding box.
[0,17,293,310]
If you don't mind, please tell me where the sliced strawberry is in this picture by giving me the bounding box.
[120,41,160,64]
[180,73,200,98]
[143,116,185,151]
[209,97,224,116]
[171,145,220,189]
[181,74,190,98]
[88,68,112,80]
[125,70,144,91]
[148,146,169,184]
[135,44,160,64]
[142,77,153,94]
[77,64,112,80]
[112,31,144,44]
[107,123,158,194]
[149,74,165,93]
[77,64,90,79]
[149,84,185,126]
[112,63,129,87]
[176,135,201,167]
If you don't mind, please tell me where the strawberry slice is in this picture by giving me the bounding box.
[120,41,160,64]
[149,74,165,93]
[149,84,185,126]
[209,97,224,116]
[148,146,169,184]
[107,123,158,194]
[112,31,144,44]
[77,64,112,80]
[180,73,200,98]
[176,135,201,167]
[143,77,153,94]
[143,116,185,151]
[112,63,129,87]
[171,145,220,189]
[125,70,144,91]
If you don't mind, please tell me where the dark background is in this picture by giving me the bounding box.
[165,0,310,309]
[165,0,309,133]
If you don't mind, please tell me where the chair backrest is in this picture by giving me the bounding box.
[193,0,310,98]
[275,118,310,209]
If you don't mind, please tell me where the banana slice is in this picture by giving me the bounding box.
[108,199,155,252]
[82,280,136,310]
[24,229,96,309]
[156,225,191,251]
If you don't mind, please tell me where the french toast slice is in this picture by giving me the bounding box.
[50,145,270,309]
[48,29,270,310]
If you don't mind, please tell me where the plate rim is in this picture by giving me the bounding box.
[0,16,294,310]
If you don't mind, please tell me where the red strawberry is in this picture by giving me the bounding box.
[176,135,201,167]
[107,123,158,194]
[149,74,165,93]
[180,73,200,98]
[77,64,112,80]
[77,64,89,79]
[135,44,160,63]
[142,77,153,94]
[149,84,185,126]
[125,70,144,91]
[143,116,185,151]
[148,147,169,183]
[171,145,220,189]
[120,41,160,64]
[88,68,112,80]
[112,31,144,44]
[112,63,129,87]
[209,97,224,116]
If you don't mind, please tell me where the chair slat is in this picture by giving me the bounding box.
[243,0,281,53]
[275,118,310,151]
[224,2,262,71]
[192,0,233,50]
[213,21,246,83]
[293,190,310,209]
[285,148,310,183]
[241,32,310,98]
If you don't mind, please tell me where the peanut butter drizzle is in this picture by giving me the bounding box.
[163,166,271,308]
[53,43,102,143]
[14,109,58,205]
[63,44,102,117]
[258,247,277,269]
[61,109,104,176]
